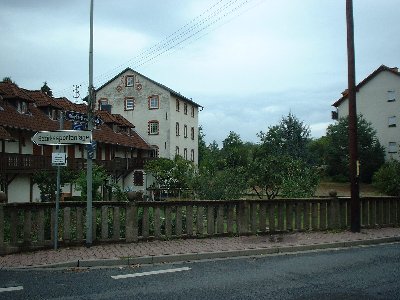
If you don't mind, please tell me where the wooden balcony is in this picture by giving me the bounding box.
[0,153,150,175]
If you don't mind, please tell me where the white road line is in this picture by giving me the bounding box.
[0,286,24,293]
[111,266,191,280]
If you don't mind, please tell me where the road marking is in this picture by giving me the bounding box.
[0,286,23,293]
[111,267,191,280]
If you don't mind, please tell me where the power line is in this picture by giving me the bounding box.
[53,0,263,99]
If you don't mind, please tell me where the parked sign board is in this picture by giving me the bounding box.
[52,153,67,166]
[31,130,92,145]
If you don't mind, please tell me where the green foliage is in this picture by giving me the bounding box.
[74,164,108,201]
[280,159,320,198]
[33,169,76,202]
[145,155,195,190]
[258,112,311,161]
[248,155,319,199]
[326,115,385,183]
[40,81,53,96]
[373,160,400,196]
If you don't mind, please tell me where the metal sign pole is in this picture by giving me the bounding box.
[54,112,64,250]
[86,0,94,247]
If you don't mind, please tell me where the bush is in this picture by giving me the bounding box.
[373,160,400,196]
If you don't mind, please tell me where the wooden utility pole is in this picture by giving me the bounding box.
[346,0,361,232]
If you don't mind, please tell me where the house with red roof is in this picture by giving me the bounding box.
[332,65,400,160]
[0,80,153,203]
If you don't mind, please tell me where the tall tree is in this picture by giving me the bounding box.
[258,112,311,161]
[41,81,53,97]
[326,115,385,183]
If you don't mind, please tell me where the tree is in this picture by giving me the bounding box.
[74,164,108,201]
[373,160,400,196]
[258,112,311,161]
[326,115,385,183]
[248,155,319,199]
[41,81,53,97]
[33,169,76,202]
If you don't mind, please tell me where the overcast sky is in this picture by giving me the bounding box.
[1,0,399,145]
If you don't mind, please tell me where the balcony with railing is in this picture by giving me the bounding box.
[0,153,150,174]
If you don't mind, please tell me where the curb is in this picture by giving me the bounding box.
[7,236,400,270]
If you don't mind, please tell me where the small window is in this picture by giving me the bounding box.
[191,106,195,118]
[98,98,108,109]
[388,142,397,153]
[134,171,144,186]
[190,149,195,162]
[176,122,180,136]
[18,101,28,114]
[125,97,135,110]
[176,146,180,156]
[148,120,159,135]
[126,75,134,87]
[184,148,188,160]
[388,116,396,127]
[184,125,188,138]
[176,99,180,111]
[387,90,395,102]
[150,146,159,158]
[191,127,195,140]
[184,103,188,115]
[148,95,159,109]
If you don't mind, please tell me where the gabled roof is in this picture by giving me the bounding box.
[332,65,400,107]
[24,90,63,109]
[0,82,35,102]
[94,67,202,108]
[0,82,151,150]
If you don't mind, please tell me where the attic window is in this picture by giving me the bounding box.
[387,90,395,102]
[18,101,28,114]
[126,75,134,87]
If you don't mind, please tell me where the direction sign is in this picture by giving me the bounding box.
[31,130,92,145]
[65,111,103,126]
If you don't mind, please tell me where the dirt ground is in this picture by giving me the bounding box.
[314,181,385,197]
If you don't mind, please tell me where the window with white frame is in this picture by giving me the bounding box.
[98,98,108,109]
[148,120,159,135]
[387,90,395,102]
[388,116,396,127]
[125,97,135,111]
[126,75,134,87]
[148,95,159,109]
[388,142,397,153]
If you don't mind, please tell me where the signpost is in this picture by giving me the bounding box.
[31,130,92,146]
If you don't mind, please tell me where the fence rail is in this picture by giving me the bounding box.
[1,197,399,255]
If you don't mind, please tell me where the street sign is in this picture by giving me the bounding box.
[65,111,103,126]
[31,130,92,145]
[52,153,67,166]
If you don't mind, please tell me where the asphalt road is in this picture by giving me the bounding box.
[1,243,399,300]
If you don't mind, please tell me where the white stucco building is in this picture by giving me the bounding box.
[332,65,400,160]
[94,68,202,165]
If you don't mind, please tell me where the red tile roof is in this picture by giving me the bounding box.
[0,126,15,141]
[0,81,151,150]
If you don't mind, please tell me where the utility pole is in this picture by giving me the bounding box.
[346,0,360,232]
[54,111,64,250]
[86,0,94,246]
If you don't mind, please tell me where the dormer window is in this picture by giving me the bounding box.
[17,101,28,114]
[48,108,58,120]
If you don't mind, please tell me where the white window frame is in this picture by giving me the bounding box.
[148,121,159,135]
[125,97,135,111]
[149,95,159,109]
[126,75,134,87]
[388,116,396,127]
[388,142,397,153]
[387,90,396,102]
